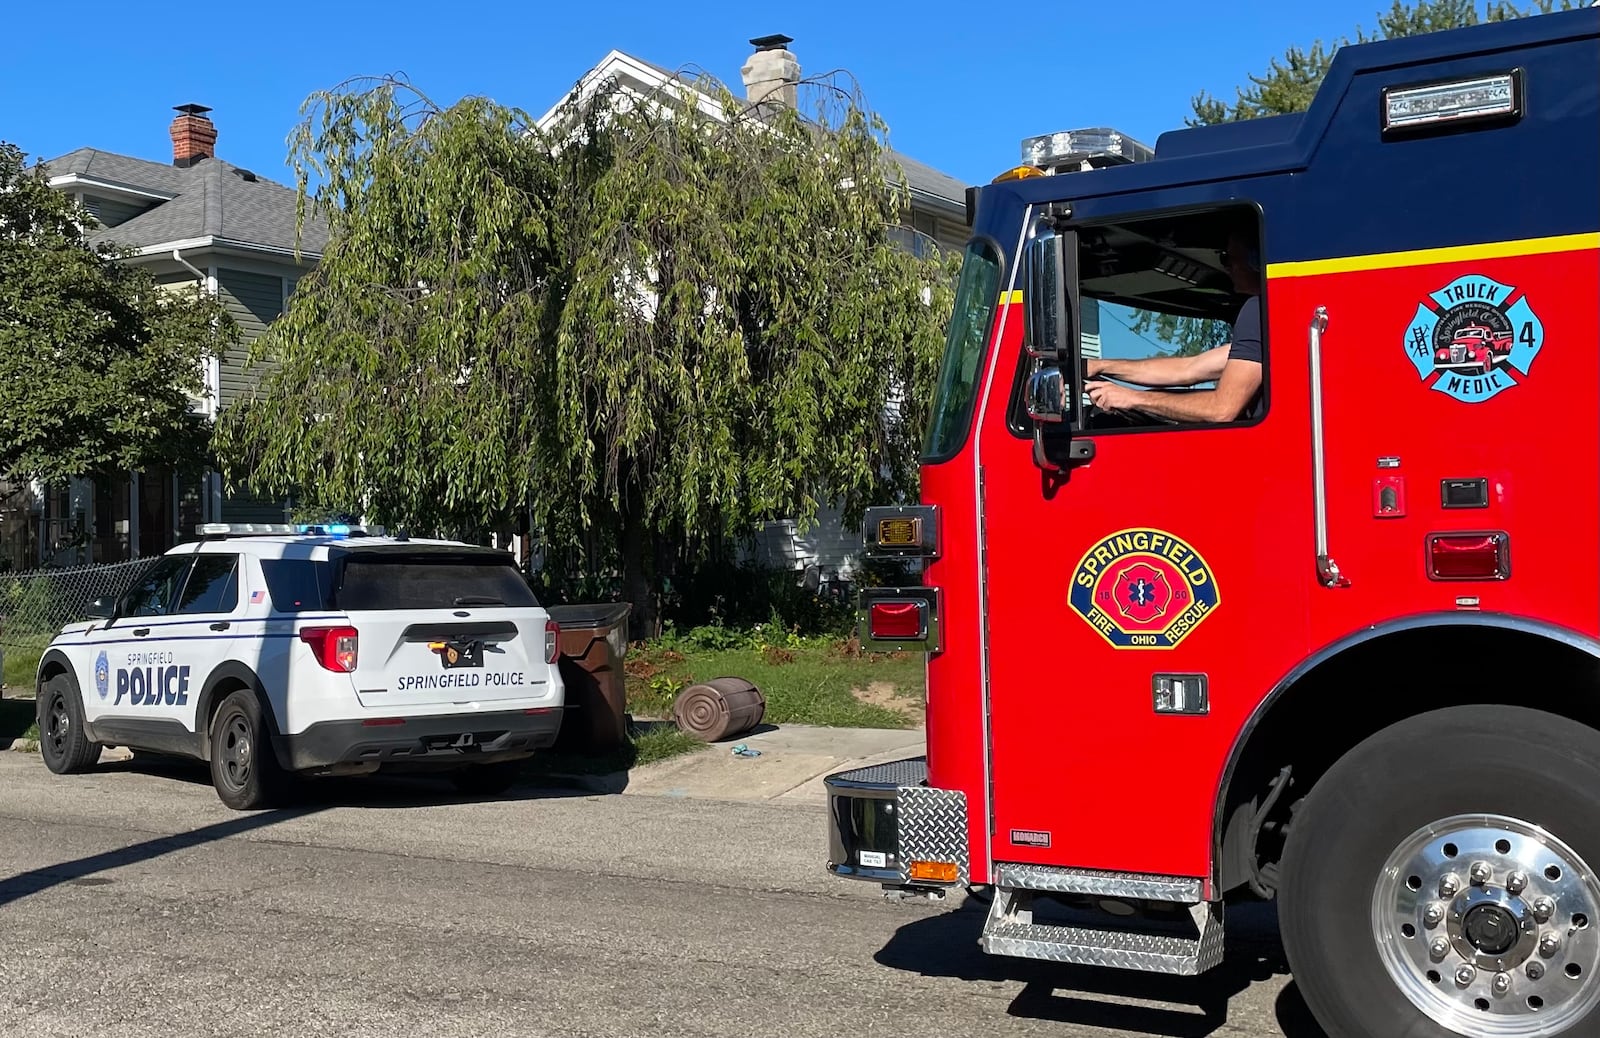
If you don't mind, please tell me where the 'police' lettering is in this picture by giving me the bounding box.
[112,665,191,708]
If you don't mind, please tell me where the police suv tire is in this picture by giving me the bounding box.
[1279,705,1600,1038]
[449,760,522,797]
[208,688,287,811]
[37,673,100,774]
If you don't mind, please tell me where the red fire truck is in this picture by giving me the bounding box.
[826,9,1600,1038]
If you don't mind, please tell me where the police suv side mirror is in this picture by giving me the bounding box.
[87,597,116,620]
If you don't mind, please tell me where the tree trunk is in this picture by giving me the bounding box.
[620,484,657,640]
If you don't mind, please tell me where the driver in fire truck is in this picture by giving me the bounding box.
[1084,222,1264,424]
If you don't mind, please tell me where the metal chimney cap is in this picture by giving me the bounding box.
[173,103,213,116]
[749,34,793,51]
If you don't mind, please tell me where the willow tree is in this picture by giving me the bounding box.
[213,72,955,631]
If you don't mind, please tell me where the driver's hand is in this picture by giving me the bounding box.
[1086,379,1141,413]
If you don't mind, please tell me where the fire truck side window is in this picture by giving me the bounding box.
[924,239,1003,461]
[1066,206,1266,433]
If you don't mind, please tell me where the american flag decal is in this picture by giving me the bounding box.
[250,590,265,603]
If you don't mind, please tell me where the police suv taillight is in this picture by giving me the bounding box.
[300,626,359,672]
[544,618,560,665]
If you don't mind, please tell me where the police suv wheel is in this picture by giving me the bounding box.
[209,689,286,811]
[1280,706,1600,1038]
[37,673,100,774]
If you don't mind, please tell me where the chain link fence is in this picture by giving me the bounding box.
[0,560,151,691]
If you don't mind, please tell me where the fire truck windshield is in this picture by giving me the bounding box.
[923,239,1002,461]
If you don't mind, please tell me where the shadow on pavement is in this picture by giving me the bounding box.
[0,695,36,745]
[876,893,1330,1038]
[101,752,614,809]
[0,806,320,908]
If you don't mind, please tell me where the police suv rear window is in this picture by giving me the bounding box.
[334,557,540,611]
[259,559,335,612]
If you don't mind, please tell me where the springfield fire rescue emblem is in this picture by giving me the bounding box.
[1405,273,1543,403]
[1068,529,1219,649]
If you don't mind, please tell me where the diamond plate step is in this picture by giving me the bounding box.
[980,888,1224,976]
[980,918,1223,975]
[996,863,1204,904]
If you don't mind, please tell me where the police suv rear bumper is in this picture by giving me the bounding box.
[277,707,564,772]
[824,755,969,890]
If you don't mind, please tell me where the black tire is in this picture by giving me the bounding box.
[208,688,287,811]
[1281,705,1600,1038]
[449,759,523,797]
[37,673,100,774]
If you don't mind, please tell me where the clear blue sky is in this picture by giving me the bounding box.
[5,0,1450,189]
[1,0,1510,361]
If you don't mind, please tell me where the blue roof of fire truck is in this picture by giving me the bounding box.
[975,6,1598,260]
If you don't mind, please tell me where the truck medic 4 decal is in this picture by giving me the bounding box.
[1068,528,1220,649]
[1406,273,1545,403]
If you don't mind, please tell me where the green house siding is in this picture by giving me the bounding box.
[216,268,284,408]
[82,194,151,228]
[213,269,301,525]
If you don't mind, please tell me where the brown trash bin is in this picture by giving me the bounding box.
[672,677,766,742]
[547,603,632,754]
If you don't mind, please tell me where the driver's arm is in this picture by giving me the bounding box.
[1100,358,1261,424]
[1087,345,1232,388]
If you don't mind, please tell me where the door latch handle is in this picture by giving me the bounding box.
[210,622,230,632]
[133,628,151,637]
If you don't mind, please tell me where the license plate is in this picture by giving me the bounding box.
[438,640,483,669]
[877,517,920,547]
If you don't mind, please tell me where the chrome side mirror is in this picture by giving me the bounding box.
[1022,231,1061,360]
[1026,366,1067,423]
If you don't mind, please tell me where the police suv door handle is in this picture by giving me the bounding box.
[133,628,151,637]
[210,622,230,632]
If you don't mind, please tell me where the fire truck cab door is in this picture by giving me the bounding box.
[977,202,1310,880]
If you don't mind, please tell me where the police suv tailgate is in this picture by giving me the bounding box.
[330,550,557,711]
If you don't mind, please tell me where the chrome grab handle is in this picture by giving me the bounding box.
[1308,306,1350,588]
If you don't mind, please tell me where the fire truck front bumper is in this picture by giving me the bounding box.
[825,756,969,891]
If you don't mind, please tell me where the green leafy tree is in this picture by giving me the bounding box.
[1137,0,1583,354]
[0,142,236,485]
[213,74,956,632]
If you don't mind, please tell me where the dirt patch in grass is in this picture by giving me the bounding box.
[853,680,924,726]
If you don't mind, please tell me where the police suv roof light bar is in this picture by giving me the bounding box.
[195,523,387,539]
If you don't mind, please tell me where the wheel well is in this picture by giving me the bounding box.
[36,657,69,688]
[1216,623,1600,898]
[199,678,253,759]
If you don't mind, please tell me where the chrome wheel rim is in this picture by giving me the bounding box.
[1372,813,1600,1035]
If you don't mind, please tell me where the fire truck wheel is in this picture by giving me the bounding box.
[1280,705,1600,1038]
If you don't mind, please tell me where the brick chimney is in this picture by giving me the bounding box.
[741,34,800,108]
[170,103,217,167]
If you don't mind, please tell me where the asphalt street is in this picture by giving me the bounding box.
[0,751,1326,1038]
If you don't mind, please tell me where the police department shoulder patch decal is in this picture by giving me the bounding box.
[1405,274,1544,404]
[94,651,110,700]
[1068,529,1219,650]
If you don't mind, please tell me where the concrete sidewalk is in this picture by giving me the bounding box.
[613,723,925,805]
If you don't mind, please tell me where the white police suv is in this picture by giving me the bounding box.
[34,523,565,809]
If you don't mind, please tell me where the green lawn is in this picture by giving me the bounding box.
[3,640,45,693]
[625,636,925,729]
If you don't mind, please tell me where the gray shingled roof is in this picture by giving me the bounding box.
[43,147,329,257]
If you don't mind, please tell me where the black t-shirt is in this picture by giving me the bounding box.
[1229,295,1264,419]
[1230,295,1263,364]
